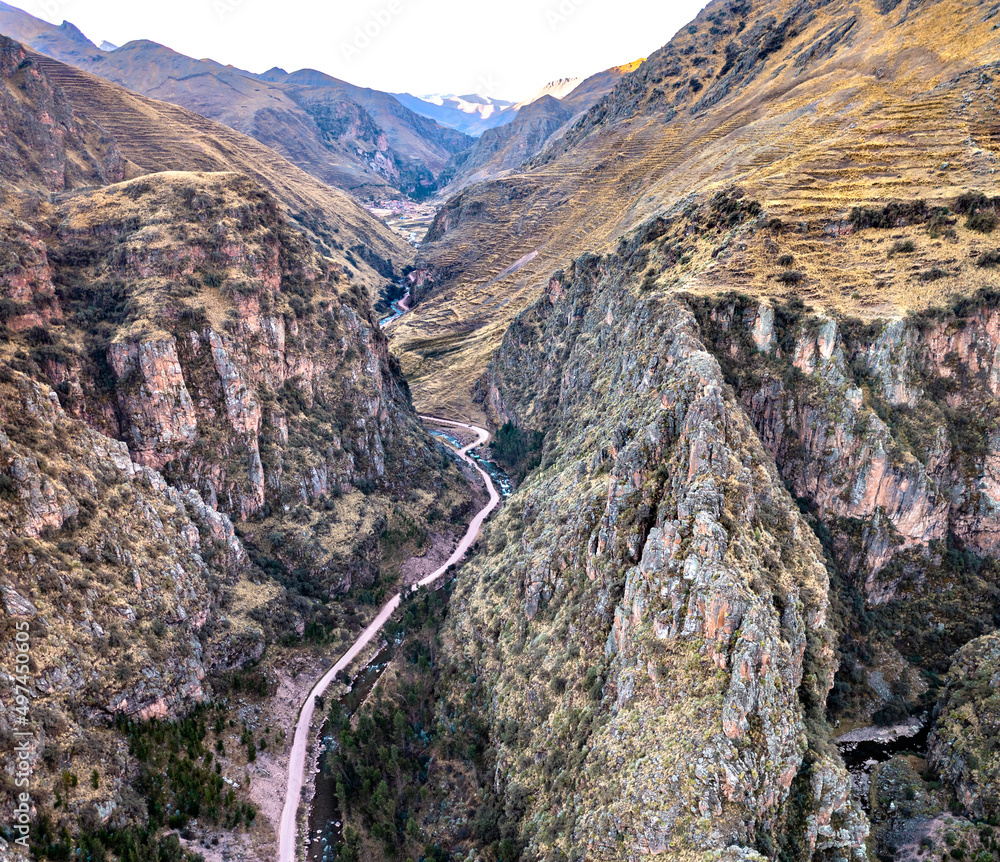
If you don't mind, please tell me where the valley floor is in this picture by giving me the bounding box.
[276,419,501,862]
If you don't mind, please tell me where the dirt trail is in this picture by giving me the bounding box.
[277,418,500,862]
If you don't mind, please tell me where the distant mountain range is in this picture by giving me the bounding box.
[437,61,645,193]
[0,0,641,202]
[513,77,584,109]
[0,1,471,199]
[393,92,518,137]
[395,67,642,140]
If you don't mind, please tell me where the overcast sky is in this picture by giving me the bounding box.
[14,0,708,100]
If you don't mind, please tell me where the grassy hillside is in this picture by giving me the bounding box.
[394,0,1000,419]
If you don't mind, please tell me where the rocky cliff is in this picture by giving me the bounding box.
[696,288,1000,592]
[441,183,1000,858]
[0,347,279,834]
[928,634,1000,821]
[446,241,867,861]
[0,29,471,858]
[2,167,467,598]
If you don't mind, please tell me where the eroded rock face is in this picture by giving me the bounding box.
[928,634,1000,820]
[21,172,450,592]
[107,337,199,469]
[0,366,264,732]
[0,360,285,845]
[87,177,396,514]
[696,297,1000,601]
[0,213,62,332]
[452,254,864,861]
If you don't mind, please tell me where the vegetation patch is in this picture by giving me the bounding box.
[955,191,1000,234]
[323,586,514,861]
[491,421,545,483]
[849,200,946,231]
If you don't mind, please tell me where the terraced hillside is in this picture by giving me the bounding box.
[18,49,414,295]
[0,1,473,199]
[394,0,1000,420]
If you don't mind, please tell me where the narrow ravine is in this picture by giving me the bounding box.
[277,417,501,862]
[378,288,411,328]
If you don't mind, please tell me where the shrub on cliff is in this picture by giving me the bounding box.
[954,191,1000,234]
[849,200,935,230]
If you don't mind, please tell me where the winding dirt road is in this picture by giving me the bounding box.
[277,417,500,862]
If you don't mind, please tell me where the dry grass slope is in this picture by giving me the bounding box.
[394,0,1000,419]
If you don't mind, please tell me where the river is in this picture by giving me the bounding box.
[378,289,411,328]
[277,418,502,862]
[836,716,930,812]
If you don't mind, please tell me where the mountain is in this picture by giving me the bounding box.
[14,49,413,293]
[396,63,645,142]
[0,1,473,198]
[395,0,1000,420]
[255,66,472,195]
[366,0,1000,858]
[6,0,1000,860]
[512,76,583,109]
[0,31,473,859]
[439,95,574,191]
[439,61,645,194]
[393,91,519,136]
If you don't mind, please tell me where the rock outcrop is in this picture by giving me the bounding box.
[0,359,265,743]
[11,171,464,593]
[449,248,866,860]
[928,633,1000,820]
[695,289,1000,600]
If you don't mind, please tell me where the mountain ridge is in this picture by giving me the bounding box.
[0,2,473,198]
[393,0,1000,421]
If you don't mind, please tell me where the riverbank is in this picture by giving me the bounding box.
[277,419,502,862]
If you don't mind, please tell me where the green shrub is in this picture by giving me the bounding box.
[849,200,934,230]
[777,270,804,284]
[492,422,544,481]
[0,298,24,321]
[968,211,998,234]
[954,191,1000,215]
[918,268,950,282]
